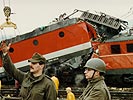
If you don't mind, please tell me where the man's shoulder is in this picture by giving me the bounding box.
[45,75,52,81]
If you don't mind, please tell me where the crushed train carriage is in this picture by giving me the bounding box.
[0,9,133,88]
[0,16,96,87]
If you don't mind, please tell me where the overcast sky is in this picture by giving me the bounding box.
[0,0,133,38]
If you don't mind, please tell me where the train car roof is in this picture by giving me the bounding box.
[5,18,79,44]
[106,34,133,42]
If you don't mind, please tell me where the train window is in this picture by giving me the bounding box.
[59,31,64,37]
[33,40,39,46]
[81,12,88,18]
[9,47,14,53]
[111,45,121,54]
[88,13,92,18]
[93,15,98,20]
[103,18,108,23]
[108,18,114,25]
[127,44,133,52]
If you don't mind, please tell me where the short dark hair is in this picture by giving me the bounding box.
[100,72,105,76]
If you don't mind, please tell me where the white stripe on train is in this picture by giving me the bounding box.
[0,42,91,73]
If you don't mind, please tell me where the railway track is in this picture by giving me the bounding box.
[0,88,133,100]
[58,88,133,100]
[110,91,133,100]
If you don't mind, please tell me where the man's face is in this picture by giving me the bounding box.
[29,62,42,73]
[84,68,95,80]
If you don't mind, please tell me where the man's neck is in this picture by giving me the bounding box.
[33,71,43,77]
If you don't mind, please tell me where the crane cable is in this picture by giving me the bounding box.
[0,0,10,40]
[120,7,133,19]
[3,0,10,7]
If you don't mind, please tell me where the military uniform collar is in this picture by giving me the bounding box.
[89,76,104,84]
[28,72,46,82]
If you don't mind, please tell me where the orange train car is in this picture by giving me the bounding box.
[81,10,133,87]
[0,18,96,85]
[0,9,132,88]
[92,35,133,87]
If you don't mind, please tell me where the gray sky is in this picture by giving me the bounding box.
[0,0,133,38]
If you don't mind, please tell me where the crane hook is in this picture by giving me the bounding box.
[3,6,11,18]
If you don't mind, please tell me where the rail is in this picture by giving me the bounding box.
[110,91,133,100]
[0,88,133,100]
[58,89,133,100]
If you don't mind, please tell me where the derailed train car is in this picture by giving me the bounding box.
[0,9,132,88]
[81,10,133,87]
[0,17,97,86]
[92,35,133,87]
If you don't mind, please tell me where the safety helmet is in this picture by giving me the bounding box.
[84,58,106,73]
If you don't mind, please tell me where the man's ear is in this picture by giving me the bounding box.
[41,64,45,68]
[95,71,100,76]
